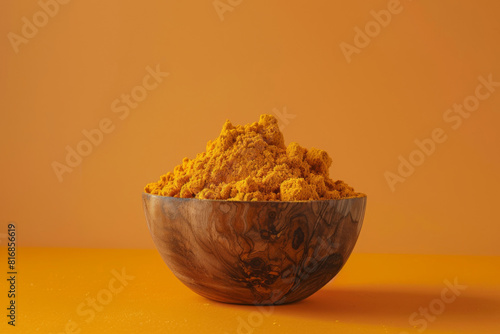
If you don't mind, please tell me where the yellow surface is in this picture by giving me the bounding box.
[1,248,499,333]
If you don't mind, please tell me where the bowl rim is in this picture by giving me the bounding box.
[142,191,366,204]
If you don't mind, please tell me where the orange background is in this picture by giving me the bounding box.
[1,0,500,255]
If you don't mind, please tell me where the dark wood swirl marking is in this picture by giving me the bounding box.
[143,194,367,305]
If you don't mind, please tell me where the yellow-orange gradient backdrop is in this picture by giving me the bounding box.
[1,0,499,254]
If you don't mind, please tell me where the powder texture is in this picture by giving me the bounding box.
[144,114,363,201]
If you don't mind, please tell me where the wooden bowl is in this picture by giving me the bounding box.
[143,193,367,305]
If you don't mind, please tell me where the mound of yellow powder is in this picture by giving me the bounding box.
[144,114,363,201]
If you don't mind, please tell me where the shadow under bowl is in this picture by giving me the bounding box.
[143,193,366,305]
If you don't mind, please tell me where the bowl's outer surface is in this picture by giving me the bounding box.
[143,194,366,305]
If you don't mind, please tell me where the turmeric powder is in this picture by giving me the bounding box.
[144,114,363,201]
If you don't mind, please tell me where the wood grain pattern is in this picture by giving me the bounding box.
[143,194,367,305]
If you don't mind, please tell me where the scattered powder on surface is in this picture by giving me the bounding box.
[144,114,363,201]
